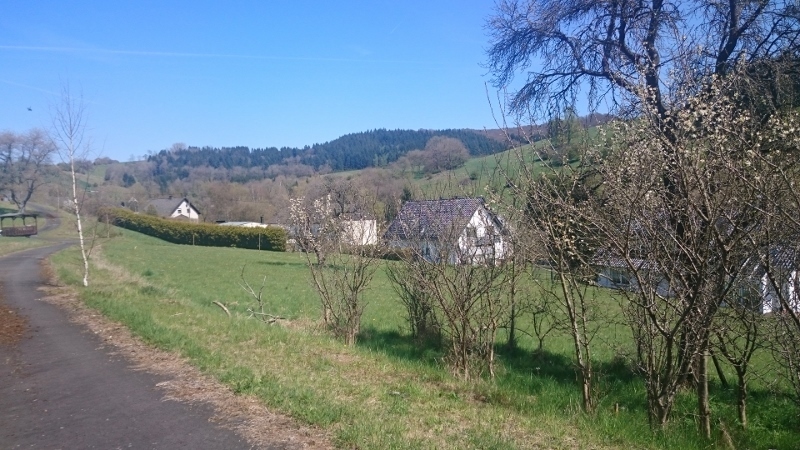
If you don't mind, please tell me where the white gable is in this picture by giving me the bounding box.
[170,199,200,220]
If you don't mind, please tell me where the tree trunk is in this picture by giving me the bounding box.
[649,397,672,429]
[507,300,517,350]
[323,305,331,326]
[710,350,729,389]
[70,159,89,287]
[581,368,592,412]
[697,350,711,439]
[737,371,748,428]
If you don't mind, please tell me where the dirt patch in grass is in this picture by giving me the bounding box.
[0,283,28,347]
[38,261,334,450]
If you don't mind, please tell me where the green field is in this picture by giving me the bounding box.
[44,225,800,449]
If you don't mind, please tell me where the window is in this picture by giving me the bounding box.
[609,269,630,286]
[466,227,477,239]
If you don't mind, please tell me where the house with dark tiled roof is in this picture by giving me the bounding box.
[142,197,201,222]
[593,245,800,313]
[592,251,672,297]
[384,197,510,264]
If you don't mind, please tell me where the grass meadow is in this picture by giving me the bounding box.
[48,226,800,449]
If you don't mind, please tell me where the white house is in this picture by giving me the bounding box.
[759,271,800,313]
[340,218,378,246]
[593,247,800,314]
[754,247,800,314]
[218,221,270,229]
[593,253,672,297]
[143,197,201,222]
[384,197,510,264]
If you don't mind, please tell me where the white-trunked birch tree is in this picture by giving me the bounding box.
[51,85,91,287]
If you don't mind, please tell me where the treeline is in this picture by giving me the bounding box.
[145,129,509,183]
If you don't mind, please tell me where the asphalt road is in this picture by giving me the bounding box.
[0,243,256,449]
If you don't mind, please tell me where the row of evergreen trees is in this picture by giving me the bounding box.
[146,128,509,181]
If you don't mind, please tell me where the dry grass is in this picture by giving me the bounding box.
[0,283,28,346]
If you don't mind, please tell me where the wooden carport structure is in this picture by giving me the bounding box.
[0,213,39,237]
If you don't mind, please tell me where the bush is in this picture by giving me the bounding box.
[100,207,286,252]
[381,247,414,261]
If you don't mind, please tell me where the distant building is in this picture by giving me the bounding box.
[592,253,672,297]
[217,221,269,229]
[384,197,510,264]
[592,246,800,314]
[340,217,378,246]
[142,197,201,222]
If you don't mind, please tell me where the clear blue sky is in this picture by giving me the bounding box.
[0,1,503,161]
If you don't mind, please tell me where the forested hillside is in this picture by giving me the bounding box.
[82,118,611,224]
[145,128,509,184]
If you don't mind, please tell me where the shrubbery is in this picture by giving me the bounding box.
[100,207,286,252]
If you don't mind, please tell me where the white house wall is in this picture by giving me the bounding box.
[170,199,199,221]
[456,209,508,264]
[761,270,800,314]
[596,267,671,297]
[386,203,509,265]
[342,220,378,246]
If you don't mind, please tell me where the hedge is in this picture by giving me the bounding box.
[100,208,286,252]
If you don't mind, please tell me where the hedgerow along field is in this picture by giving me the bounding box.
[49,226,799,449]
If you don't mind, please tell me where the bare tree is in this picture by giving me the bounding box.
[0,129,56,213]
[711,281,766,428]
[520,154,604,412]
[486,0,799,133]
[501,242,527,350]
[487,1,799,433]
[385,199,510,379]
[386,259,441,343]
[591,77,792,433]
[741,108,800,412]
[423,136,470,173]
[289,186,382,346]
[51,85,91,287]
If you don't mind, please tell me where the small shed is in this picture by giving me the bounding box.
[0,213,39,237]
